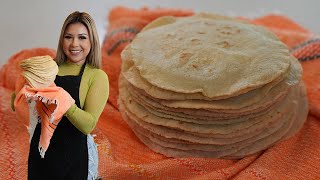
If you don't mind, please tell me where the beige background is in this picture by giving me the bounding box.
[0,0,318,67]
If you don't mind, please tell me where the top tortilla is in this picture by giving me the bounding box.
[122,14,292,98]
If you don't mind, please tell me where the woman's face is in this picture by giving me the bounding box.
[63,22,91,65]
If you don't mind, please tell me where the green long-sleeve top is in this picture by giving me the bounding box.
[12,62,109,135]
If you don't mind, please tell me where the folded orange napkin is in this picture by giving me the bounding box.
[14,75,74,158]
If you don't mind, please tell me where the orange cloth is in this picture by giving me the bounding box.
[0,6,319,179]
[14,75,75,158]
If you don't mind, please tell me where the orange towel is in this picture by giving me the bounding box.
[14,75,75,158]
[0,6,319,179]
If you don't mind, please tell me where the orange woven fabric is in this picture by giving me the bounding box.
[0,6,319,179]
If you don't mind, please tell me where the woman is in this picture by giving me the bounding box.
[28,11,109,179]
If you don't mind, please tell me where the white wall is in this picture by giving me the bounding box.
[0,0,319,67]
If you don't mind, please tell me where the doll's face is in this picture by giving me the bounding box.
[63,22,91,65]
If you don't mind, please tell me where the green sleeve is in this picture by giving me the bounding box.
[65,70,109,135]
[11,92,16,111]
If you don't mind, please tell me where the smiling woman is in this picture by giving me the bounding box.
[62,23,91,65]
[55,11,102,68]
[26,11,109,180]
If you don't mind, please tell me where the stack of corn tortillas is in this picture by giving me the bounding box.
[118,14,309,158]
[20,55,58,88]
